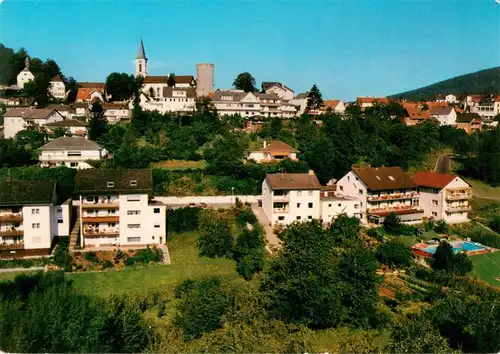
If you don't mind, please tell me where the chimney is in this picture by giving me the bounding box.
[308,170,315,176]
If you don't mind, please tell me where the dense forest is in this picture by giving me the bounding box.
[391,66,500,101]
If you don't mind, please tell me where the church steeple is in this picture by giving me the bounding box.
[23,56,30,71]
[135,39,148,77]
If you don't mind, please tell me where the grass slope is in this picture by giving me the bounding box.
[470,252,500,288]
[390,66,500,101]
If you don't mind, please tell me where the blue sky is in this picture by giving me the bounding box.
[1,0,499,100]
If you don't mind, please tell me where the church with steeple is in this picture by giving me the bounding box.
[135,39,148,78]
[16,56,35,89]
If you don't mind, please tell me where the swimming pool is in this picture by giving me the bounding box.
[418,241,486,255]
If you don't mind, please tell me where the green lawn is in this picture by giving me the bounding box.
[70,232,241,297]
[470,251,500,288]
[153,160,207,170]
[465,178,500,200]
[390,230,438,247]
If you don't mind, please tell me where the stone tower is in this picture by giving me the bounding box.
[196,63,215,98]
[135,39,148,78]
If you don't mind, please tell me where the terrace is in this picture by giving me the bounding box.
[367,191,419,202]
[0,213,23,222]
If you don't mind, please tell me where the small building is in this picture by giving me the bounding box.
[336,166,423,225]
[2,108,65,139]
[456,113,483,134]
[76,87,105,103]
[49,75,66,99]
[45,119,88,137]
[0,180,71,258]
[414,171,471,224]
[436,94,458,104]
[75,169,166,249]
[429,105,457,126]
[16,57,35,89]
[247,141,298,163]
[320,187,361,225]
[261,82,294,101]
[321,100,346,115]
[357,97,390,110]
[39,137,106,169]
[102,103,131,123]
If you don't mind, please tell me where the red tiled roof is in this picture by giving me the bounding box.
[414,171,459,189]
[322,100,341,110]
[78,82,105,89]
[261,141,297,154]
[76,88,103,101]
[403,103,430,120]
[357,97,389,105]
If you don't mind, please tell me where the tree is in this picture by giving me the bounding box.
[204,136,245,177]
[167,73,176,87]
[375,239,413,269]
[233,72,257,92]
[197,212,234,258]
[489,215,500,233]
[105,72,137,101]
[432,241,454,271]
[434,219,449,234]
[87,102,108,141]
[52,127,71,138]
[233,227,266,280]
[15,124,48,150]
[64,77,78,103]
[306,84,323,111]
[383,212,404,235]
[173,277,230,341]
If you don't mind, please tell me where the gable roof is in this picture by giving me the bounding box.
[456,112,482,123]
[429,105,454,116]
[162,87,197,98]
[357,97,390,105]
[211,90,246,101]
[75,169,153,194]
[2,108,61,120]
[266,172,322,190]
[0,180,56,206]
[258,92,280,100]
[77,82,105,89]
[403,103,430,120]
[40,137,101,151]
[260,141,297,154]
[322,100,342,110]
[46,104,72,112]
[294,92,308,99]
[414,171,461,189]
[262,82,294,93]
[45,119,87,127]
[51,75,64,83]
[352,166,416,191]
[76,88,104,101]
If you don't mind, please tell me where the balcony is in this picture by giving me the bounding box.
[445,205,472,213]
[445,193,471,201]
[0,213,23,222]
[368,205,424,217]
[367,192,419,202]
[273,194,289,203]
[81,201,120,209]
[83,227,120,237]
[82,216,120,223]
[0,243,24,250]
[0,229,24,237]
[273,208,289,213]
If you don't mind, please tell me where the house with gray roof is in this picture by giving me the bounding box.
[39,137,106,169]
[429,105,457,126]
[2,108,64,139]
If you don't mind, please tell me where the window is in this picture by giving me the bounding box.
[296,216,301,220]
[154,224,160,228]
[358,189,363,195]
[338,203,342,207]
[32,208,39,215]
[130,180,137,187]
[355,177,359,181]
[108,209,116,214]
[152,236,155,240]
[57,219,63,224]
[107,182,114,188]
[432,200,439,206]
[154,208,160,214]
[297,191,302,196]
[67,151,81,156]
[308,216,312,220]
[56,208,62,212]
[339,186,344,191]
[127,224,140,229]
[308,202,313,208]
[347,176,350,181]
[328,204,331,207]
[360,202,363,207]
[297,203,301,208]
[432,211,438,217]
[354,204,359,209]
[127,237,141,243]
[308,191,313,196]
[278,216,285,221]
[108,222,116,227]
[32,223,40,229]
[127,195,141,202]
[127,210,141,215]
[70,162,78,167]
[86,196,95,202]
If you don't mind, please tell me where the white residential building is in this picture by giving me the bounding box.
[16,57,35,89]
[322,100,346,115]
[211,90,261,117]
[429,105,457,126]
[261,171,360,226]
[0,180,71,258]
[45,119,87,137]
[436,94,458,104]
[49,75,66,99]
[138,87,196,114]
[247,141,298,163]
[336,166,423,225]
[290,93,308,115]
[2,108,65,139]
[39,137,106,169]
[414,171,471,224]
[102,103,131,123]
[261,82,295,101]
[75,169,166,248]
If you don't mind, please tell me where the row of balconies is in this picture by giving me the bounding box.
[368,205,421,213]
[445,205,472,213]
[0,241,24,250]
[0,213,23,222]
[0,228,24,236]
[445,193,472,201]
[83,224,120,237]
[367,192,419,201]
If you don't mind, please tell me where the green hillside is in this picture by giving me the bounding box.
[390,67,500,101]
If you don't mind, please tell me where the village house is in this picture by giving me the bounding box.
[456,113,483,134]
[39,137,106,169]
[247,141,298,163]
[16,57,35,89]
[336,166,423,225]
[357,97,390,110]
[429,105,457,126]
[261,171,360,227]
[402,102,431,126]
[75,87,105,103]
[261,82,294,101]
[0,180,71,258]
[436,94,458,104]
[414,171,471,223]
[102,103,131,123]
[2,108,65,139]
[45,119,87,137]
[75,169,166,249]
[49,75,66,99]
[290,93,308,116]
[321,100,346,115]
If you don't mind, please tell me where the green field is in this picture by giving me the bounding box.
[466,178,500,200]
[390,230,438,247]
[470,251,500,287]
[70,232,242,297]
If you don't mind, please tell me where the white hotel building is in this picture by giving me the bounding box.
[75,169,166,248]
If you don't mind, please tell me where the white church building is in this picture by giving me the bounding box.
[16,57,35,89]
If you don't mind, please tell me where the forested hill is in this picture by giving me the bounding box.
[390,66,500,101]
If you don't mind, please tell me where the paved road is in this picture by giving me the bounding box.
[0,266,44,273]
[435,155,451,174]
[251,204,281,253]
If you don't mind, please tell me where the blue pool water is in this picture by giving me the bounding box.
[422,241,486,255]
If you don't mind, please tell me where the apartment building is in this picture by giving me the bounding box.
[45,119,88,137]
[211,90,261,117]
[75,169,166,249]
[261,171,360,226]
[0,180,71,258]
[336,167,423,225]
[414,171,471,224]
[39,137,107,169]
[2,108,65,139]
[247,141,298,163]
[49,75,66,99]
[138,87,196,115]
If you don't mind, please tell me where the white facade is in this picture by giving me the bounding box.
[49,80,66,99]
[16,58,35,89]
[3,109,65,139]
[431,108,457,126]
[320,196,361,224]
[248,150,298,163]
[103,105,131,123]
[264,84,294,101]
[80,194,166,248]
[39,143,106,169]
[212,91,261,117]
[436,94,458,104]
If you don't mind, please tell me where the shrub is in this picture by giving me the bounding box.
[53,238,72,272]
[84,251,99,263]
[383,213,404,235]
[197,214,234,259]
[234,207,258,228]
[174,279,197,299]
[489,215,500,233]
[233,227,266,280]
[128,246,163,265]
[101,260,113,270]
[167,207,202,234]
[366,228,384,242]
[434,220,449,234]
[375,239,414,269]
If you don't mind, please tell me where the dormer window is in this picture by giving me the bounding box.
[130,180,137,187]
[388,176,395,181]
[107,182,114,188]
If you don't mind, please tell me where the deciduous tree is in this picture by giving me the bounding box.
[233,72,257,92]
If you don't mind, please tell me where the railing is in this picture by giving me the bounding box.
[273,208,289,213]
[81,201,120,209]
[367,192,418,201]
[0,213,23,222]
[82,216,120,223]
[368,205,423,214]
[446,205,471,213]
[445,194,471,200]
[0,243,24,250]
[83,228,120,236]
[0,230,24,236]
[273,195,289,202]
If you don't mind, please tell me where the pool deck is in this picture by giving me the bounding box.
[412,241,494,258]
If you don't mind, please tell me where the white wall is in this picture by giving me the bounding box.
[3,117,25,139]
[51,200,71,237]
[50,82,66,99]
[17,71,34,89]
[336,171,369,223]
[40,148,105,169]
[23,205,53,249]
[320,198,360,224]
